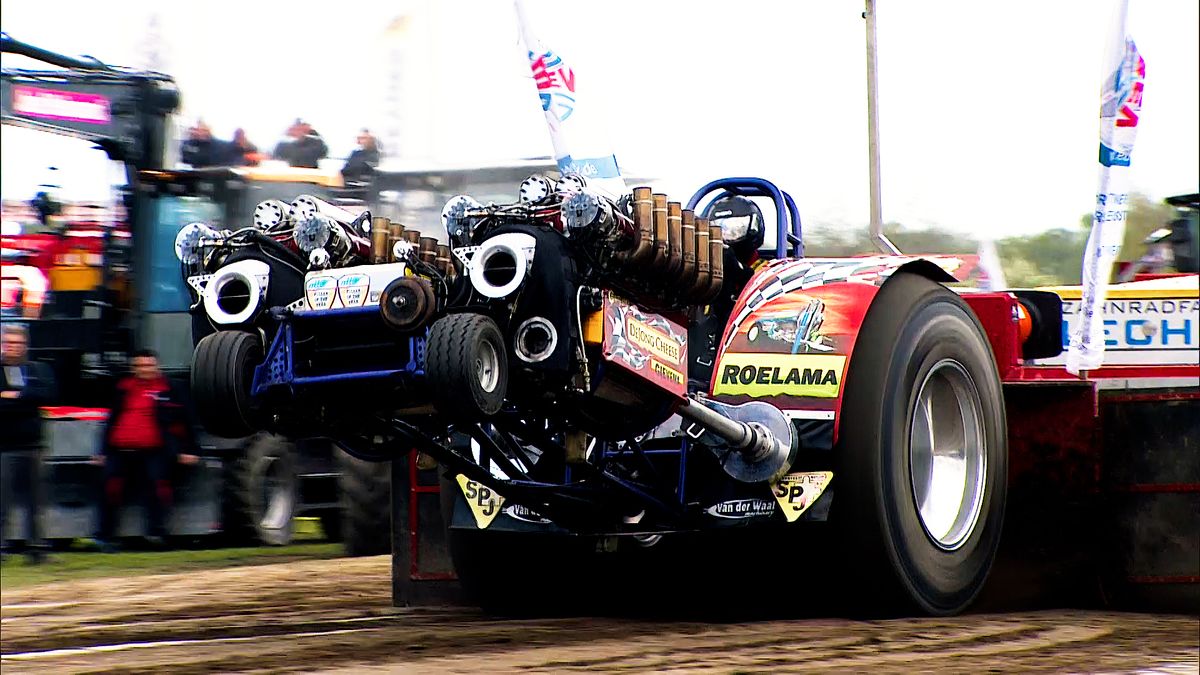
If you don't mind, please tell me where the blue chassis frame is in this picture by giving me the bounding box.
[251,305,427,396]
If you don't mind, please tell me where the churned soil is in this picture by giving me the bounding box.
[2,556,1196,673]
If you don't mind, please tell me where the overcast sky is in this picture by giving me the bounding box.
[2,0,1197,236]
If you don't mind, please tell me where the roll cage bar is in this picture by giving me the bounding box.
[686,177,804,259]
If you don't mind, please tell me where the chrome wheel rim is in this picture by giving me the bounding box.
[476,340,500,393]
[908,359,986,550]
[259,456,294,532]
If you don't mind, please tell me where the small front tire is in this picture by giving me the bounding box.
[426,314,508,418]
[192,330,261,439]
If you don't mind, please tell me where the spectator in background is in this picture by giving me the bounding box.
[94,350,197,551]
[273,119,328,169]
[0,323,56,564]
[227,128,261,167]
[272,119,301,164]
[341,129,382,184]
[180,120,229,168]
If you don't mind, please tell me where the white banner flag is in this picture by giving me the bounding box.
[1066,0,1145,375]
[976,238,1008,291]
[514,0,627,197]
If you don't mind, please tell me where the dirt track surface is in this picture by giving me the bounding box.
[2,557,1197,674]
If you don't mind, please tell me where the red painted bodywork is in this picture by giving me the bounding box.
[712,259,1197,495]
[710,256,976,435]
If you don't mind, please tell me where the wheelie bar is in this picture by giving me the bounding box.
[384,418,614,529]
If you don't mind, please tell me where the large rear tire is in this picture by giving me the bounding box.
[192,330,261,439]
[439,471,596,616]
[835,273,1007,616]
[337,449,391,557]
[426,314,508,418]
[221,433,297,546]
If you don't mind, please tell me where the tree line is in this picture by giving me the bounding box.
[801,192,1175,287]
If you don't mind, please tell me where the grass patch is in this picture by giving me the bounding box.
[0,541,344,592]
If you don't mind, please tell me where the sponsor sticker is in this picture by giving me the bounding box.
[456,475,505,529]
[305,276,337,310]
[1043,297,1199,366]
[704,498,777,520]
[626,316,683,363]
[713,354,847,399]
[602,294,688,397]
[650,359,685,388]
[337,273,370,308]
[770,471,833,523]
[503,503,552,524]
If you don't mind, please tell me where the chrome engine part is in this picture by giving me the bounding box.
[200,258,271,325]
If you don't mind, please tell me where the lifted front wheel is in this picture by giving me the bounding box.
[426,314,509,419]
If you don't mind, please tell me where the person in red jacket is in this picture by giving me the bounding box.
[94,349,196,550]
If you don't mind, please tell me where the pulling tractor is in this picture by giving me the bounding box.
[184,166,1199,614]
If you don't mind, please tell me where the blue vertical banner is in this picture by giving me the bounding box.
[1067,0,1145,375]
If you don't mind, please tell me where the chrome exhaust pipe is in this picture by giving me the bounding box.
[467,232,537,299]
[651,193,669,269]
[666,201,683,276]
[689,218,712,301]
[679,208,697,291]
[704,222,725,302]
[628,186,655,266]
[513,316,558,363]
[201,259,270,325]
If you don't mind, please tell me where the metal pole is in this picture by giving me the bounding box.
[864,0,901,255]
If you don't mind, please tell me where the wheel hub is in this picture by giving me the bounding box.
[908,359,986,550]
[476,340,500,393]
[259,456,294,532]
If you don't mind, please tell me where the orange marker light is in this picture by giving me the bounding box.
[1016,301,1034,345]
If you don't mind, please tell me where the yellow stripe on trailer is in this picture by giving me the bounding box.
[1039,274,1199,300]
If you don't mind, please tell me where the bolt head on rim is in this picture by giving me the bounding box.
[476,340,500,393]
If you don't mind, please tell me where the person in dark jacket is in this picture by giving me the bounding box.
[227,128,261,167]
[93,349,196,550]
[180,120,230,168]
[341,129,381,184]
[0,322,56,563]
[273,119,328,169]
